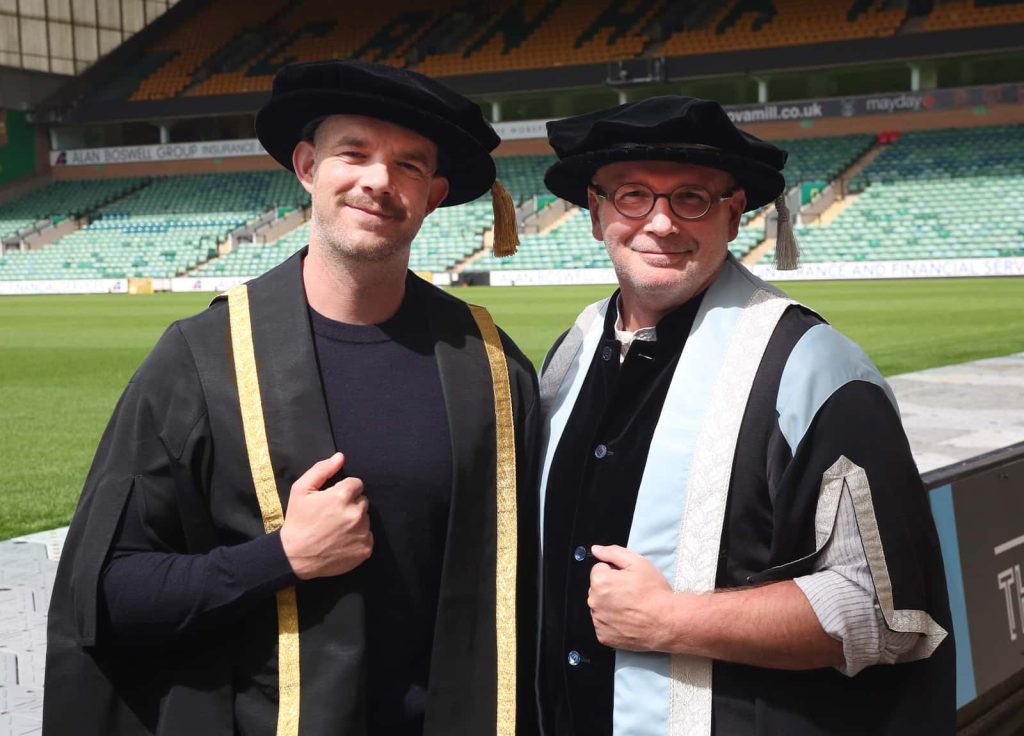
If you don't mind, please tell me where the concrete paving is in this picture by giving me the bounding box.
[0,529,63,736]
[889,352,1024,473]
[1,353,1023,735]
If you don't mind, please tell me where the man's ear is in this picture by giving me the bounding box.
[292,141,317,195]
[726,188,747,242]
[425,176,450,215]
[587,188,604,241]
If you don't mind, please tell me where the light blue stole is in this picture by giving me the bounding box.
[538,257,794,736]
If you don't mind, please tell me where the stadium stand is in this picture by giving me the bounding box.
[195,221,310,278]
[0,153,550,281]
[414,0,657,77]
[779,133,875,190]
[187,0,431,96]
[1,133,882,280]
[467,209,603,272]
[0,178,148,241]
[732,211,768,259]
[766,124,1024,263]
[92,0,1024,100]
[261,131,864,264]
[408,199,495,272]
[94,0,655,96]
[130,0,285,100]
[0,172,308,280]
[188,125,1019,278]
[121,0,666,97]
[0,217,228,280]
[652,0,905,57]
[4,125,1019,280]
[785,178,1024,263]
[97,170,306,218]
[849,124,1024,190]
[186,0,659,92]
[922,0,1024,31]
[497,154,559,203]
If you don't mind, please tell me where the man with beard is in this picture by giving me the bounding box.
[536,97,954,735]
[44,60,539,736]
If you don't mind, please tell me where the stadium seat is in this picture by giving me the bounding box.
[922,0,1024,32]
[0,178,149,242]
[764,124,1024,264]
[130,0,286,100]
[416,0,654,77]
[660,0,905,57]
[195,222,311,278]
[0,172,308,281]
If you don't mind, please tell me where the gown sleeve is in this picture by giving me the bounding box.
[778,379,948,668]
[63,321,296,647]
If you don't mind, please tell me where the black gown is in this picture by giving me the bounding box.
[43,249,540,736]
[538,259,954,735]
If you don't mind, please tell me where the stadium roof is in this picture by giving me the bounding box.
[0,0,181,76]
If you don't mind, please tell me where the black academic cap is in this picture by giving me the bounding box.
[255,59,499,207]
[544,96,788,212]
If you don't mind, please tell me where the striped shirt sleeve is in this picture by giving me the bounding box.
[793,488,921,676]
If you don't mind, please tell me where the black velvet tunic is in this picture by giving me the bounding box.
[540,292,702,735]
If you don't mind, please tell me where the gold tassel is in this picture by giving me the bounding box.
[491,180,519,257]
[773,194,800,271]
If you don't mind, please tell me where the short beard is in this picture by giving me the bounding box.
[605,240,718,303]
[310,203,412,267]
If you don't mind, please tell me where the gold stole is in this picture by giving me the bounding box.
[227,285,518,736]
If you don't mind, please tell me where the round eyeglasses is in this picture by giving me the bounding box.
[590,182,735,220]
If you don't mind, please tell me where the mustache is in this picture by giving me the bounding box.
[341,194,406,219]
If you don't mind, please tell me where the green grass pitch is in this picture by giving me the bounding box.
[2,276,1022,540]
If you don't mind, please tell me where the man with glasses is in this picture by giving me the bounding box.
[536,97,953,735]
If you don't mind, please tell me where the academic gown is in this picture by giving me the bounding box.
[43,248,540,736]
[538,256,953,735]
